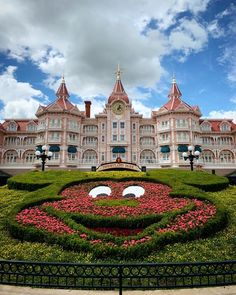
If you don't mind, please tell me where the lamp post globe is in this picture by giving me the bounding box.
[35,146,53,171]
[183,145,201,171]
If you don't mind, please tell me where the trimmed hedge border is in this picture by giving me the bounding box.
[6,170,229,258]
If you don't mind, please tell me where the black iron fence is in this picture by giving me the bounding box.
[0,260,235,295]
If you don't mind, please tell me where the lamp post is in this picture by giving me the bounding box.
[182,145,200,171]
[35,145,53,171]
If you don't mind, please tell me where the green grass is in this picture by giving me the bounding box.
[0,169,235,262]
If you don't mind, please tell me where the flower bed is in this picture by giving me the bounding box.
[14,179,225,258]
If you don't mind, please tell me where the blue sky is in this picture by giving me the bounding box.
[0,0,235,120]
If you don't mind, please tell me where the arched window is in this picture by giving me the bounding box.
[82,150,97,163]
[4,150,18,163]
[219,150,234,163]
[202,150,215,163]
[140,150,155,163]
[24,151,35,163]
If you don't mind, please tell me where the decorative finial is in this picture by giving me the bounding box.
[115,63,122,80]
[172,72,176,84]
[62,75,65,83]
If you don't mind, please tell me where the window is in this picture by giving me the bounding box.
[120,134,125,141]
[4,151,18,163]
[25,137,35,145]
[201,123,211,131]
[101,152,105,162]
[68,153,76,161]
[132,123,136,130]
[68,120,79,130]
[132,153,136,162]
[25,151,35,163]
[112,135,117,142]
[120,122,125,129]
[102,123,105,130]
[160,121,169,129]
[51,152,60,160]
[113,122,117,129]
[132,135,136,143]
[7,122,17,131]
[162,153,170,161]
[177,132,189,142]
[82,150,97,163]
[176,119,188,128]
[83,137,97,145]
[140,125,154,134]
[160,133,169,142]
[140,150,155,163]
[27,123,36,132]
[49,132,60,141]
[202,151,214,163]
[102,135,105,143]
[68,133,77,142]
[219,151,233,163]
[220,123,230,132]
[83,125,98,133]
[49,118,61,128]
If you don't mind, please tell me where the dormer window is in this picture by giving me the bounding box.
[27,123,36,132]
[201,122,211,131]
[7,122,17,131]
[220,123,230,132]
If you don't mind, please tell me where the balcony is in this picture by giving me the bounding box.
[68,126,80,133]
[35,138,45,145]
[157,127,170,133]
[48,124,62,130]
[68,138,79,144]
[83,142,98,147]
[176,138,190,143]
[47,137,61,144]
[159,139,170,144]
[37,126,46,131]
[140,143,155,148]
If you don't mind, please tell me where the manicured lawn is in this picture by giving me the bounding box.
[0,169,235,262]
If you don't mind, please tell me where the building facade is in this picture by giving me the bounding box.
[0,71,235,173]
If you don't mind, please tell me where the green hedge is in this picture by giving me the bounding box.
[5,169,229,258]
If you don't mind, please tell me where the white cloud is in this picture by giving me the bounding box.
[218,46,236,83]
[169,18,208,59]
[207,20,224,38]
[208,110,236,123]
[0,0,211,100]
[0,66,46,119]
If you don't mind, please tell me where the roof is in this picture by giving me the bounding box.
[168,78,182,99]
[36,77,81,114]
[200,119,236,132]
[108,66,129,104]
[161,79,194,112]
[56,77,69,98]
[2,119,38,132]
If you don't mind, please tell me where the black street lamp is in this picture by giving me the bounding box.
[182,145,200,171]
[35,145,53,171]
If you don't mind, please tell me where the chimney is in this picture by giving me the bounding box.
[85,101,91,118]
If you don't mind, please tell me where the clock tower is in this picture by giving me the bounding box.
[105,65,132,163]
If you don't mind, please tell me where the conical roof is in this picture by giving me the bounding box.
[108,65,129,103]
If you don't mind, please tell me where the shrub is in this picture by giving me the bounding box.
[6,171,229,258]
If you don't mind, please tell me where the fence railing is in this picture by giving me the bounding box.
[0,260,235,295]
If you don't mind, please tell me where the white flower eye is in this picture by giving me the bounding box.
[122,186,145,198]
[89,186,111,198]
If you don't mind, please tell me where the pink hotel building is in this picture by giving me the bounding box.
[0,71,235,174]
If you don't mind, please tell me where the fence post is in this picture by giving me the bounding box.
[118,265,123,295]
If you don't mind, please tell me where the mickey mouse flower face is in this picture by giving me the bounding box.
[15,180,218,258]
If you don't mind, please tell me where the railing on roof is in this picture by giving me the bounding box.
[0,260,235,295]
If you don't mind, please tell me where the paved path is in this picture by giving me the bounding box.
[0,285,236,295]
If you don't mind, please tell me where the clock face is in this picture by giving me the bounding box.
[112,101,125,115]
